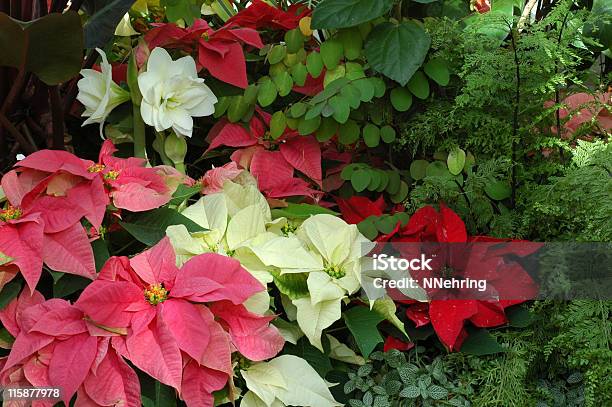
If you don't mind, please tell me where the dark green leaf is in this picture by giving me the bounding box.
[53,274,91,298]
[507,305,534,328]
[410,160,429,180]
[92,238,110,272]
[365,21,431,86]
[351,169,371,192]
[460,328,505,355]
[406,71,430,100]
[271,203,338,219]
[169,184,201,205]
[339,120,361,145]
[84,0,135,48]
[344,306,385,358]
[390,87,413,112]
[424,58,450,86]
[270,270,309,300]
[161,0,200,25]
[284,337,333,377]
[0,280,21,310]
[119,207,206,246]
[484,179,511,200]
[312,0,395,29]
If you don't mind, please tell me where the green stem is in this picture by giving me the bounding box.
[132,103,146,159]
[154,132,172,166]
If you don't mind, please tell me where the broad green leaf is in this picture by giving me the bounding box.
[447,147,466,175]
[424,58,450,86]
[460,328,505,355]
[312,0,395,29]
[257,78,278,107]
[406,71,430,100]
[390,87,413,112]
[290,102,308,118]
[0,12,83,85]
[271,203,338,219]
[343,306,385,358]
[306,51,324,78]
[284,337,333,377]
[390,181,409,203]
[268,44,287,64]
[305,103,326,121]
[338,28,363,60]
[365,21,431,86]
[425,161,451,178]
[324,65,347,88]
[386,171,401,194]
[141,377,177,407]
[484,179,511,200]
[169,184,201,206]
[53,274,90,298]
[270,111,287,139]
[92,238,110,272]
[290,63,308,86]
[357,217,378,240]
[83,0,135,48]
[0,280,21,310]
[338,120,360,145]
[410,160,429,180]
[380,125,396,143]
[371,77,387,97]
[340,82,362,109]
[298,115,321,135]
[353,78,375,102]
[362,124,380,147]
[320,39,343,70]
[271,271,309,300]
[161,0,200,25]
[285,28,305,53]
[351,169,371,192]
[329,95,351,123]
[316,117,338,141]
[272,71,294,96]
[119,207,206,246]
[226,95,249,122]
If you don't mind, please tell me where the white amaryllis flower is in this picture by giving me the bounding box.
[77,48,130,128]
[138,47,217,137]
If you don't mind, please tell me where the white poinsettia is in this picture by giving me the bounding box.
[138,47,217,137]
[77,48,130,129]
[241,355,341,407]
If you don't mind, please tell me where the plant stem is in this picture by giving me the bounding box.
[510,27,521,209]
[132,103,147,158]
[48,85,65,150]
[0,111,37,154]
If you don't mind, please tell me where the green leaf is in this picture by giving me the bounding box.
[284,337,333,377]
[380,125,396,143]
[358,217,379,240]
[141,379,177,407]
[410,160,429,180]
[226,95,249,122]
[426,161,451,178]
[447,148,466,176]
[390,181,409,203]
[92,238,110,273]
[268,44,287,64]
[406,71,430,100]
[329,95,351,124]
[0,280,21,310]
[0,12,83,85]
[169,184,201,206]
[351,169,371,192]
[390,87,413,112]
[272,71,294,97]
[306,52,324,78]
[53,274,91,298]
[339,120,361,145]
[270,270,309,300]
[386,171,401,194]
[324,65,346,88]
[506,305,534,328]
[271,203,338,219]
[119,207,206,246]
[428,385,448,400]
[0,327,14,348]
[338,28,363,60]
[312,0,395,29]
[285,28,305,53]
[298,115,322,135]
[344,306,385,358]
[83,0,135,48]
[353,78,375,102]
[317,117,339,141]
[399,385,420,399]
[320,39,344,70]
[484,179,511,200]
[363,124,380,147]
[290,63,308,86]
[161,0,200,25]
[306,102,326,120]
[365,21,431,86]
[460,328,505,355]
[341,163,359,180]
[424,58,450,86]
[270,111,287,139]
[290,102,308,118]
[371,77,387,98]
[257,78,278,107]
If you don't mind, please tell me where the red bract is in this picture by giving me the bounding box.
[226,0,310,31]
[75,238,284,405]
[336,195,386,224]
[206,108,322,199]
[144,19,263,88]
[383,336,414,352]
[0,290,140,406]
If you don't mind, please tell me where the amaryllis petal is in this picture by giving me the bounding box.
[176,253,263,304]
[76,280,145,328]
[125,310,183,392]
[280,136,323,186]
[130,237,178,286]
[210,301,284,361]
[42,223,96,280]
[429,300,478,351]
[48,333,98,404]
[161,299,211,363]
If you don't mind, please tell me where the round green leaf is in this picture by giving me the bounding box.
[351,169,371,192]
[324,65,346,87]
[304,103,325,120]
[290,102,308,118]
[306,51,324,78]
[268,44,287,65]
[298,115,322,135]
[272,71,294,97]
[386,170,401,194]
[426,161,451,177]
[380,125,396,143]
[320,39,343,70]
[464,151,476,172]
[371,77,387,97]
[362,124,380,147]
[367,170,381,191]
[390,87,413,112]
[407,71,430,100]
[316,117,338,141]
[358,217,379,240]
[338,120,360,145]
[213,96,231,118]
[338,27,363,60]
[290,63,308,86]
[424,58,450,86]
[243,84,259,105]
[390,181,409,203]
[329,95,351,124]
[410,160,429,180]
[285,28,305,53]
[270,111,287,139]
[257,78,278,107]
[269,62,287,77]
[484,180,512,201]
[364,21,431,86]
[340,83,362,109]
[447,147,466,175]
[341,163,359,180]
[353,78,375,102]
[376,170,389,191]
[227,95,248,122]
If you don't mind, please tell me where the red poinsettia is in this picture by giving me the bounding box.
[144,19,263,88]
[206,107,322,199]
[0,289,140,406]
[75,238,284,405]
[226,0,310,31]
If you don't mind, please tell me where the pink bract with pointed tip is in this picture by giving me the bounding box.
[76,237,284,405]
[201,162,243,195]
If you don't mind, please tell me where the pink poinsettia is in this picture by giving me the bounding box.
[544,92,612,137]
[0,290,140,406]
[206,108,322,199]
[144,19,263,88]
[75,237,284,405]
[200,162,243,194]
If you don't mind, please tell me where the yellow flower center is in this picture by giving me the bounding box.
[144,283,168,305]
[324,263,346,279]
[103,170,120,180]
[281,222,297,236]
[88,163,106,173]
[0,206,22,222]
